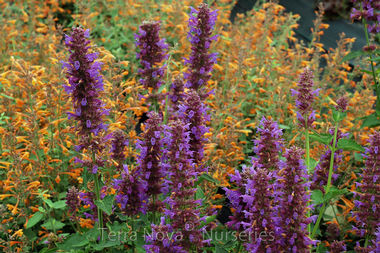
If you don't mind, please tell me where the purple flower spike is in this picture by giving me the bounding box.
[292,67,319,129]
[335,96,349,112]
[329,240,347,253]
[352,131,380,249]
[135,21,168,91]
[135,111,165,212]
[66,186,81,221]
[351,1,380,34]
[178,90,210,172]
[277,146,313,252]
[110,130,129,171]
[252,116,284,170]
[157,120,206,251]
[113,166,146,216]
[184,3,218,98]
[61,27,108,150]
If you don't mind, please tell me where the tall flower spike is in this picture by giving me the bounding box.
[352,131,380,249]
[135,111,165,211]
[277,146,313,252]
[135,21,168,92]
[311,128,349,193]
[169,76,185,118]
[351,0,380,34]
[159,120,207,251]
[240,165,279,252]
[110,129,129,171]
[291,67,319,129]
[252,116,283,170]
[61,27,108,150]
[178,90,210,172]
[66,186,81,221]
[184,3,218,97]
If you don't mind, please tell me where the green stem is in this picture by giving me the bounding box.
[304,118,311,237]
[311,123,339,239]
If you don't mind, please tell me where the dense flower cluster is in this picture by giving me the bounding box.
[352,131,380,245]
[252,116,283,170]
[110,129,128,171]
[335,96,349,112]
[351,0,380,34]
[135,21,168,92]
[169,76,185,116]
[330,240,347,253]
[135,111,165,211]
[66,186,81,221]
[113,165,146,216]
[240,165,278,252]
[311,128,349,193]
[178,90,210,171]
[291,67,319,128]
[277,146,313,252]
[184,3,218,97]
[148,120,206,251]
[61,27,108,149]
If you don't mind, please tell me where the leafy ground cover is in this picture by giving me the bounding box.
[0,0,379,252]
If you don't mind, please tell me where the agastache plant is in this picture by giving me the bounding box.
[61,27,108,234]
[148,120,206,251]
[184,3,218,98]
[110,129,128,171]
[178,90,209,171]
[352,131,380,250]
[135,20,168,109]
[351,0,380,34]
[277,146,313,252]
[252,116,283,170]
[135,111,165,212]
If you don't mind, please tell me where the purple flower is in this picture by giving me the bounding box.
[178,90,209,172]
[291,67,319,129]
[156,120,206,251]
[351,1,380,34]
[135,21,168,92]
[277,146,313,252]
[135,111,165,212]
[329,240,347,253]
[169,76,185,117]
[311,128,349,193]
[61,27,108,147]
[335,96,349,112]
[110,130,129,171]
[352,131,380,246]
[66,186,80,221]
[113,165,146,216]
[184,3,218,97]
[252,116,284,170]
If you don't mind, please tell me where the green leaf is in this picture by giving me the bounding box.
[324,187,348,203]
[215,245,229,253]
[92,240,121,251]
[309,133,332,145]
[310,158,319,170]
[341,50,367,62]
[332,109,346,122]
[311,190,324,205]
[51,200,67,209]
[58,233,89,250]
[337,139,365,152]
[26,212,44,229]
[41,218,65,230]
[95,195,115,216]
[197,173,219,185]
[354,152,364,162]
[361,113,380,128]
[42,198,54,208]
[196,186,205,200]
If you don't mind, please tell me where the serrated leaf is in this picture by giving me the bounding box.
[196,186,205,200]
[337,139,364,152]
[51,200,67,209]
[324,187,348,202]
[41,218,65,230]
[197,173,219,185]
[26,212,44,229]
[361,113,380,128]
[95,195,114,216]
[341,50,367,62]
[309,133,332,145]
[311,190,324,205]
